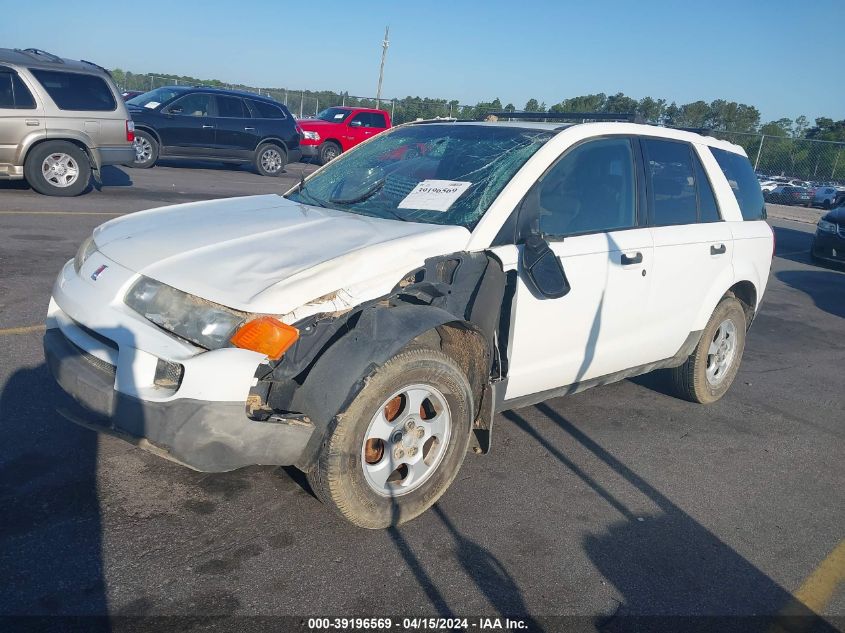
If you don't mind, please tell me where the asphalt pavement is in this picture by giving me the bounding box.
[0,163,842,631]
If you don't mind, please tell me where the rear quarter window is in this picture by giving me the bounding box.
[248,99,286,119]
[710,147,766,220]
[29,69,116,112]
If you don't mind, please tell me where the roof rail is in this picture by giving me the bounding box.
[80,59,111,76]
[667,126,711,135]
[484,110,645,124]
[15,48,63,63]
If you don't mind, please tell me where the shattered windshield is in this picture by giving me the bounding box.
[286,124,554,230]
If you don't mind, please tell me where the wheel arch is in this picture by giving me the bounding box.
[22,136,94,169]
[134,125,162,146]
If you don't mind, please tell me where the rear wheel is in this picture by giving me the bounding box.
[307,347,474,529]
[666,296,747,404]
[255,143,286,176]
[318,141,341,165]
[24,141,91,197]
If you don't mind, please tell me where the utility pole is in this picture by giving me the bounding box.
[376,26,389,109]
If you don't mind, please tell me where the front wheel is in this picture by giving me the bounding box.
[307,347,474,529]
[130,130,158,168]
[318,141,341,165]
[666,296,747,404]
[255,143,287,177]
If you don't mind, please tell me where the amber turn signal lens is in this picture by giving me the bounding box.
[230,316,299,360]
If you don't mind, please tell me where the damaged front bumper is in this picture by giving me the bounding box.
[44,326,314,473]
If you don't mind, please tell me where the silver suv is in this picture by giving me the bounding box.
[0,48,135,196]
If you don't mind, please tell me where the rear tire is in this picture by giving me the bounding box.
[666,296,747,404]
[255,143,286,176]
[307,347,474,529]
[24,141,91,197]
[318,141,341,166]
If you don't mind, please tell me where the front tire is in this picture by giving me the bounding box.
[255,143,286,176]
[130,130,158,168]
[318,141,341,165]
[666,296,747,404]
[307,347,474,529]
[24,141,91,197]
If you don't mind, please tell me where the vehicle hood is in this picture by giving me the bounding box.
[822,206,845,223]
[93,194,471,315]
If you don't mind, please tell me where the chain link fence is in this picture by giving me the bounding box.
[115,74,473,125]
[711,131,845,184]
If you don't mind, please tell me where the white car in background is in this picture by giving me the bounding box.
[45,120,773,528]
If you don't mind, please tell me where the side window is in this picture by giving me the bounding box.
[12,74,36,108]
[692,150,721,222]
[169,93,213,117]
[368,112,388,128]
[216,95,248,118]
[710,147,766,220]
[532,137,637,238]
[0,71,36,109]
[643,138,697,226]
[0,73,12,108]
[349,113,367,128]
[28,69,115,111]
[249,99,285,119]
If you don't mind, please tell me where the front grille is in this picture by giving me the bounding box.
[65,334,117,377]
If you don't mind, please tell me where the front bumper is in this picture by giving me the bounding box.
[44,327,314,471]
[299,144,320,159]
[811,231,845,263]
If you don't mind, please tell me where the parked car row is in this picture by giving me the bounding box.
[0,48,395,195]
[757,173,845,209]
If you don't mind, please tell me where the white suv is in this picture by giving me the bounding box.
[45,120,773,528]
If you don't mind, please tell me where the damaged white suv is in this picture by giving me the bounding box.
[46,119,773,528]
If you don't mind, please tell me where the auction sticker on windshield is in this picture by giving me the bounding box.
[398,180,472,212]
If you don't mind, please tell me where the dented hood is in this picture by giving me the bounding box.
[94,194,471,314]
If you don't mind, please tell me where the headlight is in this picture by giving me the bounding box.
[818,219,837,234]
[73,235,97,273]
[125,277,246,349]
[302,130,320,141]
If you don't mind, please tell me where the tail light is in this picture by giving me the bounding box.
[770,223,776,259]
[126,120,135,142]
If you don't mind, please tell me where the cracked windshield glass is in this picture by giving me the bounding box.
[287,124,554,229]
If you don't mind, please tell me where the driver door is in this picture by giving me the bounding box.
[491,136,655,401]
[159,92,216,155]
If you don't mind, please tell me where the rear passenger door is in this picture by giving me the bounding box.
[0,66,42,170]
[211,95,258,157]
[641,137,734,361]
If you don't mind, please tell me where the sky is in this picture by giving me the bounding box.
[1,0,842,125]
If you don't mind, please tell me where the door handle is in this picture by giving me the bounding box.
[711,244,727,255]
[25,119,40,126]
[621,252,643,265]
[202,125,214,129]
[244,127,255,131]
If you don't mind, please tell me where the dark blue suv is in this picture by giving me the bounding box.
[126,86,301,176]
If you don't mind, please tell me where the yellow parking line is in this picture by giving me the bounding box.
[0,210,125,216]
[793,538,845,613]
[0,324,46,336]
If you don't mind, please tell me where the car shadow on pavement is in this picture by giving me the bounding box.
[95,166,133,189]
[776,270,845,319]
[771,225,817,266]
[501,403,839,633]
[0,362,110,631]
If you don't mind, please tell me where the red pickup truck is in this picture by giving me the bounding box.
[298,106,391,165]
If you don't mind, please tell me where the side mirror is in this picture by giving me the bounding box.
[521,233,570,299]
[349,120,362,128]
[168,105,183,115]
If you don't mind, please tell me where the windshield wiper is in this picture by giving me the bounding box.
[329,178,385,205]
